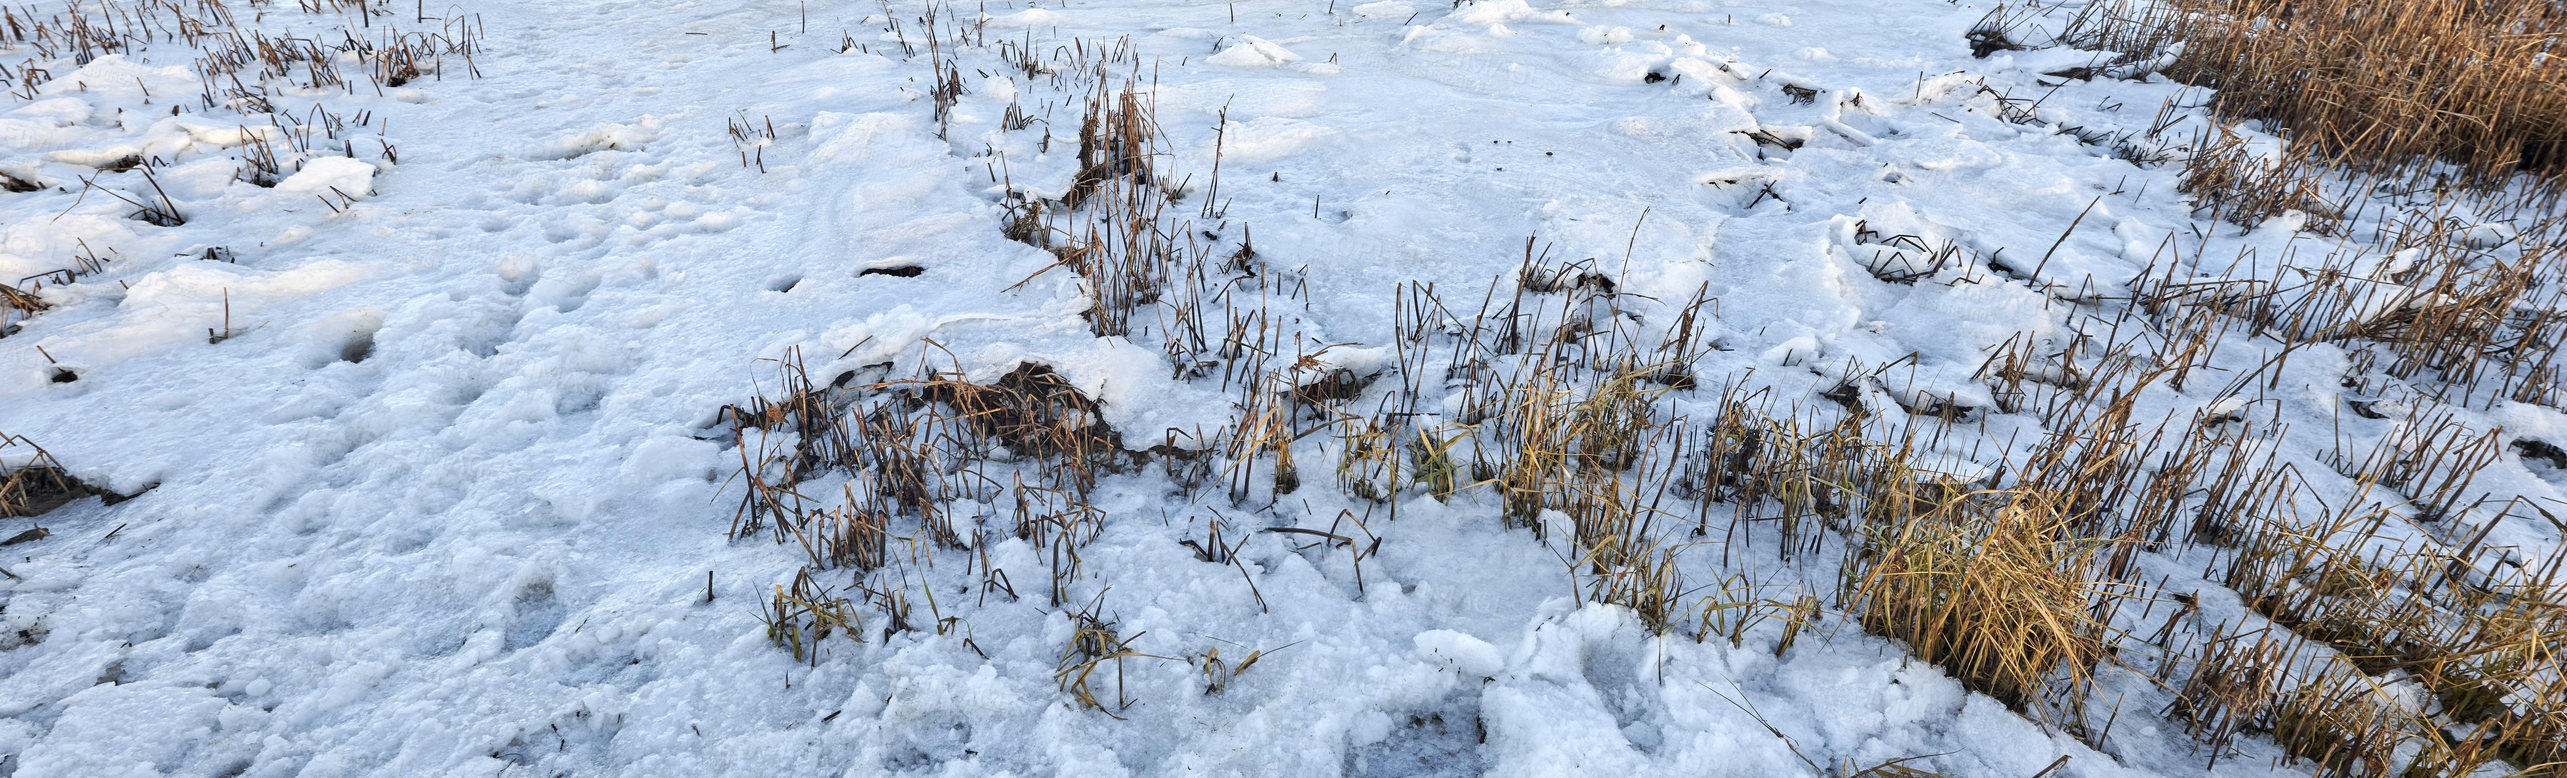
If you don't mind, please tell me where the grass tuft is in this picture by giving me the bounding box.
[1846,490,2119,717]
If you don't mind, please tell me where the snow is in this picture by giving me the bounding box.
[1210,36,1306,67]
[275,158,378,198]
[1352,2,1416,20]
[0,0,2557,775]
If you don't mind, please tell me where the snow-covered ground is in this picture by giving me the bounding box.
[0,0,2560,775]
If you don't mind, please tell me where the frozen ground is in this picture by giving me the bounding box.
[0,0,2560,775]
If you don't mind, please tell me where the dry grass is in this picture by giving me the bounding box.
[2175,126,2345,233]
[0,283,46,336]
[711,220,2564,767]
[1003,77,1189,339]
[761,568,863,663]
[1845,490,2120,717]
[2079,0,2567,185]
[1054,595,1162,718]
[2267,657,2411,777]
[2216,505,2567,775]
[2124,160,2567,411]
[0,0,486,109]
[2166,624,2292,761]
[1694,574,1820,654]
[2325,406,2500,524]
[0,434,100,519]
[0,0,484,339]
